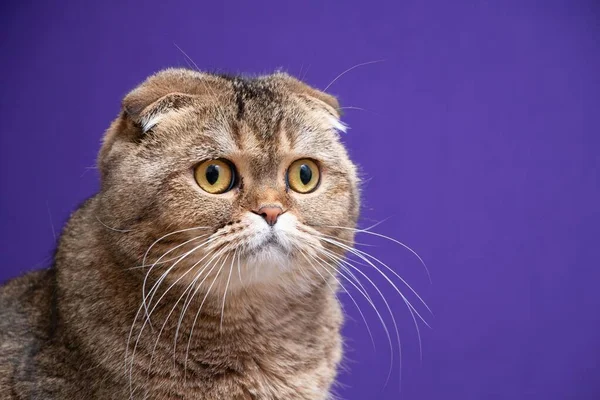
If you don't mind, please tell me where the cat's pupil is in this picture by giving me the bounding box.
[299,164,312,185]
[205,165,220,185]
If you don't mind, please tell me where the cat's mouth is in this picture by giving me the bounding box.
[249,232,289,255]
[213,212,300,267]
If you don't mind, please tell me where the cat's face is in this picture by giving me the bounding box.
[97,69,359,293]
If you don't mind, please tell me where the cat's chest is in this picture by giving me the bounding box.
[132,326,340,400]
[136,354,334,400]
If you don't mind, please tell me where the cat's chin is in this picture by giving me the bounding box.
[237,244,295,282]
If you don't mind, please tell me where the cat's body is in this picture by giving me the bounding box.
[0,69,359,399]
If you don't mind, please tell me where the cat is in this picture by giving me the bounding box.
[0,68,360,399]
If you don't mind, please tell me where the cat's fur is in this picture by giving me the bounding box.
[0,68,359,399]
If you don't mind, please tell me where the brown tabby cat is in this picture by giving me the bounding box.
[0,68,360,399]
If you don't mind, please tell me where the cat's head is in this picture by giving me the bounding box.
[96,68,359,294]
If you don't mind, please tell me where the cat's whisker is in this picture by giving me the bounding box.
[95,216,133,233]
[308,244,376,307]
[129,250,210,398]
[299,228,374,247]
[174,244,235,356]
[174,43,201,73]
[220,249,236,332]
[321,236,431,323]
[143,233,221,321]
[312,243,401,388]
[140,227,212,321]
[127,302,149,397]
[297,247,338,295]
[127,235,212,272]
[361,217,393,232]
[145,246,229,384]
[184,252,230,379]
[341,250,426,361]
[339,106,366,111]
[126,255,187,270]
[298,246,377,351]
[145,250,216,387]
[307,244,393,349]
[173,246,231,354]
[320,239,425,368]
[131,236,213,270]
[323,59,385,91]
[293,246,313,283]
[145,242,223,332]
[324,239,430,355]
[321,224,432,284]
[318,238,427,381]
[143,234,217,314]
[143,245,231,390]
[142,226,211,268]
[236,248,243,285]
[127,235,217,394]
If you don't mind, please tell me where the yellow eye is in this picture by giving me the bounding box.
[287,159,320,193]
[194,159,236,194]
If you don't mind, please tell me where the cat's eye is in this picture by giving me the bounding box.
[287,159,320,193]
[194,159,236,194]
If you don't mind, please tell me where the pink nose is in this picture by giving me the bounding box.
[256,206,283,226]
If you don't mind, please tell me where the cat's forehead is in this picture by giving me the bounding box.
[217,74,323,133]
[181,76,343,155]
[190,100,341,163]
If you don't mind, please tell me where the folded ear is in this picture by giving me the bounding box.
[122,68,214,131]
[273,72,342,118]
[99,68,215,178]
[125,92,197,133]
[299,85,342,118]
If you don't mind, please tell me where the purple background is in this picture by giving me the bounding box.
[1,1,599,399]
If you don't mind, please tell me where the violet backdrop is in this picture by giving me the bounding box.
[1,1,599,399]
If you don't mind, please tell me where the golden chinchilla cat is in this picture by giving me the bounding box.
[0,69,360,399]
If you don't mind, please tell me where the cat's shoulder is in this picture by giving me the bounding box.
[0,268,55,306]
[0,268,57,398]
[0,268,57,346]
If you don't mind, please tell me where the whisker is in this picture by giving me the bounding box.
[142,226,210,268]
[361,217,392,232]
[146,246,232,382]
[173,246,230,356]
[299,247,377,351]
[300,228,374,247]
[321,224,432,284]
[95,216,132,233]
[184,251,230,379]
[128,242,215,396]
[127,236,210,271]
[173,43,221,104]
[127,234,215,395]
[143,233,220,322]
[319,237,427,379]
[322,237,431,321]
[307,244,399,371]
[140,226,211,321]
[324,60,385,91]
[146,249,217,385]
[236,248,243,285]
[174,43,201,72]
[220,249,236,332]
[310,242,401,387]
[311,245,375,306]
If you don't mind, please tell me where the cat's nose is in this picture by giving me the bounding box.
[255,206,283,226]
